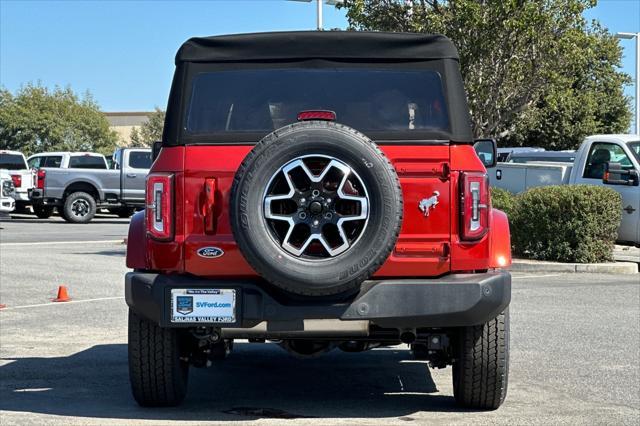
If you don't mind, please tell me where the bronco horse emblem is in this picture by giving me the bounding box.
[418,191,440,217]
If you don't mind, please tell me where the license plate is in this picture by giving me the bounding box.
[170,289,236,323]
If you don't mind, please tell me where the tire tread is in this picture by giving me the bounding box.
[453,309,509,410]
[128,310,188,407]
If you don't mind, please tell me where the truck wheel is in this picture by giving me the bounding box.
[452,309,509,410]
[62,192,96,223]
[230,121,403,296]
[128,310,189,407]
[33,205,54,219]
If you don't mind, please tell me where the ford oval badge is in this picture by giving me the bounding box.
[197,247,224,259]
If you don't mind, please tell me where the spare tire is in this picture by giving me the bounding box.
[230,121,403,296]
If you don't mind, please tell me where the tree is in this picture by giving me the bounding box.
[338,0,632,149]
[505,22,632,149]
[0,83,118,156]
[130,107,165,147]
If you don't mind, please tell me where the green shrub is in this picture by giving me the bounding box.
[510,185,621,263]
[490,187,517,220]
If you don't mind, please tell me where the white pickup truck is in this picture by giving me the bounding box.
[489,134,640,246]
[0,150,35,212]
[0,170,16,215]
[27,151,109,170]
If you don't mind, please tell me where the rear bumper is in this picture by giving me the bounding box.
[29,189,59,206]
[13,190,30,202]
[0,197,15,213]
[125,271,511,331]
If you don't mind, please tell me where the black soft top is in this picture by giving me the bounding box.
[176,31,459,64]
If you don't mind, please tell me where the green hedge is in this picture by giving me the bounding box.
[490,187,517,219]
[490,185,621,263]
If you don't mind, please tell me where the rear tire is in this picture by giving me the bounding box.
[33,205,54,219]
[62,192,96,223]
[128,310,189,407]
[452,309,509,410]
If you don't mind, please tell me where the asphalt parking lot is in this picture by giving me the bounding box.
[0,214,639,425]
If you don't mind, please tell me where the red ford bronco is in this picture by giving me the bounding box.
[125,31,512,410]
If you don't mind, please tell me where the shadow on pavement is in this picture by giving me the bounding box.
[75,250,126,257]
[0,343,465,421]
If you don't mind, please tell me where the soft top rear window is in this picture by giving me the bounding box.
[185,68,449,135]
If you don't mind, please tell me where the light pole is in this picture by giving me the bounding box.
[288,0,344,31]
[616,32,640,135]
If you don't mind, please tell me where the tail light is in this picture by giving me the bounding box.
[36,169,46,190]
[460,172,489,241]
[146,173,174,241]
[10,174,21,188]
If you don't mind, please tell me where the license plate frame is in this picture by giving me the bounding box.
[170,288,236,324]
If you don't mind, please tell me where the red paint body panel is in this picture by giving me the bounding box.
[134,143,511,277]
[179,145,451,278]
[146,147,185,272]
[126,211,146,269]
[489,209,512,268]
[448,145,493,272]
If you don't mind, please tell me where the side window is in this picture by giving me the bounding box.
[583,143,633,180]
[43,156,62,167]
[128,151,152,169]
[69,156,107,169]
[28,157,41,168]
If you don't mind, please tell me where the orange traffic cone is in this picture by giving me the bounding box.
[52,286,71,302]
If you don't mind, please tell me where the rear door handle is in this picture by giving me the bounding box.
[126,173,137,178]
[623,205,636,214]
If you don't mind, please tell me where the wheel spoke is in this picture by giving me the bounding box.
[263,155,369,258]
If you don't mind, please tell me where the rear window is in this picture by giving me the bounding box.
[69,155,107,169]
[185,68,449,135]
[0,153,27,170]
[128,151,152,169]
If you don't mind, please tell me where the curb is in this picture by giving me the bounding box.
[510,259,638,274]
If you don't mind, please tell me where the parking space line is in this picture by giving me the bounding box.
[512,274,563,280]
[0,240,123,246]
[0,296,124,310]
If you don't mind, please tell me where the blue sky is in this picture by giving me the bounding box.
[1,0,639,118]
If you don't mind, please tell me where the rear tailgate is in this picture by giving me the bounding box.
[182,144,450,278]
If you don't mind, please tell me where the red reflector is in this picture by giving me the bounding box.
[297,110,336,122]
[36,170,46,190]
[10,174,21,188]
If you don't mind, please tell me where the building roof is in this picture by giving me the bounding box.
[104,112,153,127]
[176,31,459,64]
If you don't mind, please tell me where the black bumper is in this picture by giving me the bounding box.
[125,271,511,330]
[28,189,54,206]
